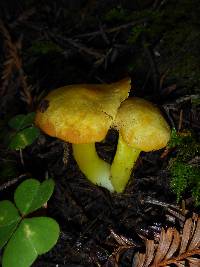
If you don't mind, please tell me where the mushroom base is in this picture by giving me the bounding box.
[72,143,114,192]
[111,134,141,192]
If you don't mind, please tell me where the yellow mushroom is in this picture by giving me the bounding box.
[111,97,170,193]
[35,78,131,191]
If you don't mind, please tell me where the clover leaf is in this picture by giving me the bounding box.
[0,178,60,267]
[8,113,36,131]
[9,126,40,150]
[14,179,55,215]
[2,217,59,267]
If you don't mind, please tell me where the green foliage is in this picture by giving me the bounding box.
[170,160,200,203]
[163,28,200,90]
[9,127,40,150]
[167,128,184,148]
[127,10,163,44]
[8,113,36,131]
[192,182,200,206]
[14,179,55,216]
[128,25,145,44]
[171,129,199,151]
[0,201,20,248]
[104,7,131,22]
[168,128,200,161]
[0,178,60,267]
[191,96,200,107]
[104,0,200,93]
[8,113,40,150]
[168,129,200,205]
[29,41,63,55]
[104,6,158,25]
[3,217,59,267]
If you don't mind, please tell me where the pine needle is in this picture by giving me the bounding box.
[0,20,32,106]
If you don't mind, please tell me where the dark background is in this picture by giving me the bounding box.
[0,1,200,266]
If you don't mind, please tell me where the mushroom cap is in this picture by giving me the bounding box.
[114,97,170,152]
[35,78,131,143]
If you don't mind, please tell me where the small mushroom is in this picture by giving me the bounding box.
[35,78,131,191]
[111,97,170,192]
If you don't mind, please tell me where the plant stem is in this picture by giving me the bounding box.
[111,134,141,192]
[72,143,114,192]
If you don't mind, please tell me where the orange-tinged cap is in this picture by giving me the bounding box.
[35,78,131,143]
[114,97,170,151]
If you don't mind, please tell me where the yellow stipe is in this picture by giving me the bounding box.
[111,134,141,192]
[72,143,114,192]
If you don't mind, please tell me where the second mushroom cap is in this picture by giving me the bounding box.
[114,97,170,152]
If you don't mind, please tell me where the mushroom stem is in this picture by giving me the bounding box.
[72,143,114,192]
[111,134,141,192]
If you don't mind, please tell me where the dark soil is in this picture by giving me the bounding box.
[0,1,200,267]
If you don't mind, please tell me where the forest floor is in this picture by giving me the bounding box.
[0,1,200,267]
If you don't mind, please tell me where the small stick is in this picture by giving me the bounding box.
[73,19,146,38]
[19,149,25,167]
[178,109,183,131]
[0,174,27,191]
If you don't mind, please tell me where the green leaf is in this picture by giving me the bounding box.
[0,201,20,248]
[14,179,55,215]
[8,113,36,131]
[0,201,19,227]
[2,217,60,267]
[9,126,40,150]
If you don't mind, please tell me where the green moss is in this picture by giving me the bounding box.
[29,41,63,55]
[104,7,130,22]
[168,129,200,205]
[107,0,200,93]
[170,160,200,203]
[192,182,200,206]
[167,128,186,148]
[160,24,200,90]
[168,128,200,161]
[128,25,145,44]
[104,6,160,24]
[191,96,200,107]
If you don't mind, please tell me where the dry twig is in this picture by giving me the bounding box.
[105,229,136,266]
[9,8,36,28]
[73,19,146,39]
[0,174,27,191]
